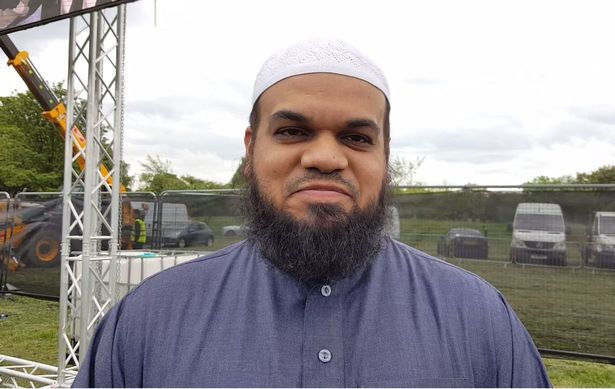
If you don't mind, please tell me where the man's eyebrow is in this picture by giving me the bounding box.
[346,118,381,134]
[269,111,380,134]
[270,110,310,124]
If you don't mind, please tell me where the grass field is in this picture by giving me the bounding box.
[0,295,614,387]
[453,260,615,356]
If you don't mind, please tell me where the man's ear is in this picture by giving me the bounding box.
[244,126,254,155]
[243,126,254,177]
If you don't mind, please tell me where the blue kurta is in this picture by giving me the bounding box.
[73,239,550,387]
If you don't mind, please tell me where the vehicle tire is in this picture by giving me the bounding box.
[178,238,187,248]
[581,247,589,264]
[454,247,461,258]
[510,251,518,264]
[224,230,236,237]
[25,230,61,267]
[206,237,214,247]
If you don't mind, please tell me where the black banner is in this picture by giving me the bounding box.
[1,0,138,35]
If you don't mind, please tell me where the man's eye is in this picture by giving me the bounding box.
[274,128,307,139]
[343,134,373,145]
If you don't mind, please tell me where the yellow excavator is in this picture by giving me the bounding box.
[0,34,137,268]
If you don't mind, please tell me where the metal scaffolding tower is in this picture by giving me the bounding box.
[57,5,126,386]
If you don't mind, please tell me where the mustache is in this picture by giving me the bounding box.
[285,170,359,199]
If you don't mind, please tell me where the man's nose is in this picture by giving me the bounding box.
[300,134,349,173]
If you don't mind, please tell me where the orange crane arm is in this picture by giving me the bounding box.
[0,34,125,192]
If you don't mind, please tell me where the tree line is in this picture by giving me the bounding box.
[1,87,612,196]
[524,166,615,185]
[0,88,245,195]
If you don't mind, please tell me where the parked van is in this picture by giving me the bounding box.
[510,202,567,266]
[583,211,615,268]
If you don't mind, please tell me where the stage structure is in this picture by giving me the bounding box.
[0,3,127,385]
[56,4,126,386]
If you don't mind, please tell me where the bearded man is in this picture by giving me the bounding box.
[73,39,551,388]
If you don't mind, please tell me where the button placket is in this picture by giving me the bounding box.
[302,284,345,386]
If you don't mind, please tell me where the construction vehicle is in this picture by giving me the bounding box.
[0,34,138,268]
[1,197,64,267]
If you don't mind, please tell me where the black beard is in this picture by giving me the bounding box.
[243,173,390,286]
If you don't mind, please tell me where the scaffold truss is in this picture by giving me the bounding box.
[56,5,126,387]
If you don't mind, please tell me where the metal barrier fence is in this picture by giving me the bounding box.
[0,192,11,293]
[390,186,615,359]
[3,186,615,361]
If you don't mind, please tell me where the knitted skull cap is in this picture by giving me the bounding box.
[252,38,390,105]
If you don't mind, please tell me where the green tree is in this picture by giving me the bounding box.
[0,121,61,193]
[0,89,65,194]
[119,161,135,191]
[228,157,247,188]
[576,165,615,184]
[0,86,135,194]
[524,175,576,185]
[138,154,226,193]
[525,165,615,187]
[389,155,424,186]
[138,155,185,192]
[181,174,227,190]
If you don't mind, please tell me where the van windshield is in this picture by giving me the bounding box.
[600,216,615,235]
[515,214,565,232]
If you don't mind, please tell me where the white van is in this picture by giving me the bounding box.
[510,202,567,265]
[584,211,615,267]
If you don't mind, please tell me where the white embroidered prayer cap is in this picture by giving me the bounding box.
[252,38,390,105]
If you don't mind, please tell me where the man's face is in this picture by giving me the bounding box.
[244,73,388,224]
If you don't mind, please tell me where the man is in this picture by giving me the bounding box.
[131,209,146,250]
[73,38,551,387]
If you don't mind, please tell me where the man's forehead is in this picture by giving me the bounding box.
[259,73,387,123]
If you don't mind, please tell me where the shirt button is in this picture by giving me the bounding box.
[318,349,332,363]
[321,284,332,297]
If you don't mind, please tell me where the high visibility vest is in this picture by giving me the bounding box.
[131,219,147,244]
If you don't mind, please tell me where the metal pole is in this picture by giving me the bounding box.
[57,17,83,386]
[77,9,100,362]
[109,4,126,304]
[58,5,127,384]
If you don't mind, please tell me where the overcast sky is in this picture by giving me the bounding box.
[1,0,615,186]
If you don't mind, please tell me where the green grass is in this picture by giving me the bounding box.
[4,267,60,297]
[0,295,614,386]
[0,295,59,365]
[451,260,615,356]
[544,358,615,387]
